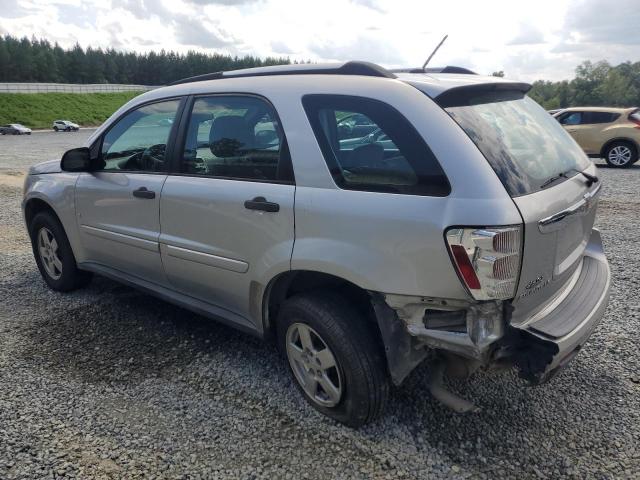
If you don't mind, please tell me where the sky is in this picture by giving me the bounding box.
[0,0,639,82]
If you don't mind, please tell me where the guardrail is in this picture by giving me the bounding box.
[0,83,159,93]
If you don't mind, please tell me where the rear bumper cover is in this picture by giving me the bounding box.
[382,228,610,385]
[508,228,610,382]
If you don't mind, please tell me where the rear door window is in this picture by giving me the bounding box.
[582,111,620,124]
[302,94,450,196]
[179,95,293,183]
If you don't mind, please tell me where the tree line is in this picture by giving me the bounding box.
[527,60,640,109]
[1,36,638,108]
[0,35,290,85]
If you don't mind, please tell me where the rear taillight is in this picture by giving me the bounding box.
[630,112,640,129]
[446,226,523,300]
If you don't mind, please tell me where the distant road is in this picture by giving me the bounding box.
[0,129,97,170]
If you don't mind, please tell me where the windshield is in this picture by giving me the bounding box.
[444,93,590,197]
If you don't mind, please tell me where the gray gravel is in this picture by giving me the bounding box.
[0,158,639,479]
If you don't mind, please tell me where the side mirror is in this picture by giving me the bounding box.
[61,147,91,172]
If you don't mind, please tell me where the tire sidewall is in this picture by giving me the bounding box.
[276,297,377,427]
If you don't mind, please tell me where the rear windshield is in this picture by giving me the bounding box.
[443,92,590,197]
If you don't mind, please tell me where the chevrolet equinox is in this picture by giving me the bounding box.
[22,62,611,427]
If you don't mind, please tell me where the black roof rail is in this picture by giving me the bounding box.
[390,66,477,75]
[167,61,396,86]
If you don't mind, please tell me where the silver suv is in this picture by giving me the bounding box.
[22,62,611,427]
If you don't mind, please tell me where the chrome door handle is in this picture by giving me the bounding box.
[132,187,156,199]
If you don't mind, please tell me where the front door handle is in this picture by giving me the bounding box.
[132,187,156,199]
[244,196,279,212]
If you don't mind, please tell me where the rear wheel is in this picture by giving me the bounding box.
[29,211,92,292]
[54,126,59,132]
[604,141,637,167]
[276,291,389,428]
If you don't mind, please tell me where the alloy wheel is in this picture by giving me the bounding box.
[38,227,62,280]
[286,322,343,407]
[608,145,632,166]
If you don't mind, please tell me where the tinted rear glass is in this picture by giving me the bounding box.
[444,92,590,197]
[583,111,619,124]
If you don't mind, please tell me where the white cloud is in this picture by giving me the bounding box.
[508,23,545,46]
[0,0,638,82]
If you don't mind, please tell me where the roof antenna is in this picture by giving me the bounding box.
[422,34,448,71]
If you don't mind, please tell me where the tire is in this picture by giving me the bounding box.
[604,141,638,168]
[276,291,389,428]
[29,211,92,292]
[54,126,59,132]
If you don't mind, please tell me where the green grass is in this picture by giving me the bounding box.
[0,91,143,130]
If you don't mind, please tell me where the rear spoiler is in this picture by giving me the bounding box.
[435,82,532,108]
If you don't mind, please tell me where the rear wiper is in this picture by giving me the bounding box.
[540,168,599,189]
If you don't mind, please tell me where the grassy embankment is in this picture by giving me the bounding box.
[0,91,142,130]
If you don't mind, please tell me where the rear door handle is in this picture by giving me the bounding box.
[244,196,279,212]
[132,187,156,199]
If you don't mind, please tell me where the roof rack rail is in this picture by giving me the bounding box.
[390,66,477,75]
[167,61,396,86]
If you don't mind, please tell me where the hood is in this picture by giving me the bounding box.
[29,159,62,174]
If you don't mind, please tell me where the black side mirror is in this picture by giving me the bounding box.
[61,147,91,172]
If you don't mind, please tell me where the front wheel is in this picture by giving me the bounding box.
[604,141,638,167]
[29,211,92,291]
[277,292,389,428]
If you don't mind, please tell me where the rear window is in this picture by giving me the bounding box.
[443,92,590,197]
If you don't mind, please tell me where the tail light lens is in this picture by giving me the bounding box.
[629,112,640,129]
[446,226,523,300]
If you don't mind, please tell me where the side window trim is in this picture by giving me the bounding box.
[90,96,187,175]
[169,92,295,185]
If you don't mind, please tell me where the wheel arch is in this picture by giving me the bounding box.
[24,197,62,232]
[262,270,378,340]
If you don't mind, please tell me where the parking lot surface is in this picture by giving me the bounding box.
[0,138,639,478]
[0,129,96,170]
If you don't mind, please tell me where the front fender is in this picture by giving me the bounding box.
[22,173,85,262]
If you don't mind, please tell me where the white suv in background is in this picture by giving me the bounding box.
[52,120,80,132]
[23,62,610,427]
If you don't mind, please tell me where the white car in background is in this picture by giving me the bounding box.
[52,120,80,132]
[0,123,32,135]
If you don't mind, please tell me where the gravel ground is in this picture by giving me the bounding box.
[0,157,639,479]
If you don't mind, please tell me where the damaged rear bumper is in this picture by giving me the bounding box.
[504,229,610,383]
[376,229,610,386]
